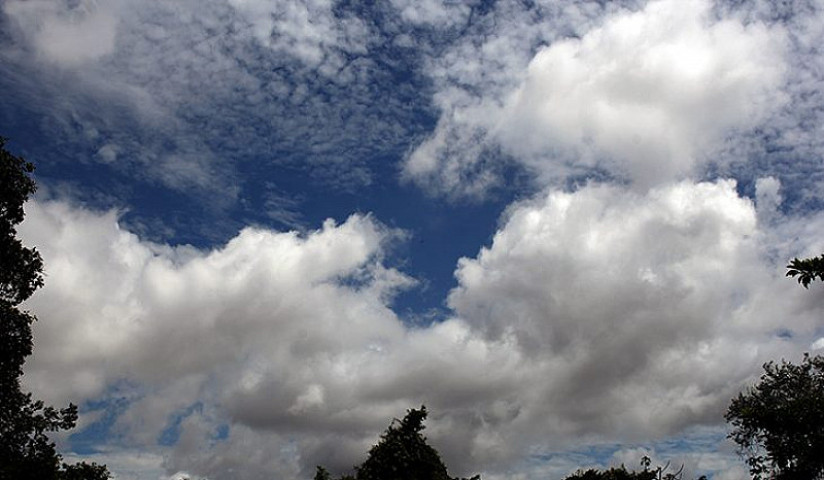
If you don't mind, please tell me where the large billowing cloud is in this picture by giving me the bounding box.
[404,0,787,194]
[450,180,823,439]
[20,179,824,479]
[20,200,412,406]
[19,200,518,478]
[494,0,784,187]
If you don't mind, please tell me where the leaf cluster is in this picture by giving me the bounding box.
[725,354,824,480]
[563,457,705,480]
[0,138,42,306]
[786,254,824,288]
[564,466,657,480]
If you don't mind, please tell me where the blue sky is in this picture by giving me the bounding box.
[3,0,824,479]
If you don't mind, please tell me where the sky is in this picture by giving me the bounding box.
[2,0,824,479]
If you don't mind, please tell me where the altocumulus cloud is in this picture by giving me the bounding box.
[0,0,428,204]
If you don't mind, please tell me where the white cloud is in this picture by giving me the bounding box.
[402,0,620,196]
[389,0,472,28]
[404,0,787,194]
[495,0,785,187]
[20,200,411,405]
[3,0,119,67]
[448,179,824,449]
[755,176,782,224]
[228,0,369,76]
[18,200,516,478]
[18,184,824,479]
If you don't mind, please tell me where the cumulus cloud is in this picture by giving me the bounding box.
[404,0,787,194]
[19,200,516,478]
[448,179,824,450]
[403,0,624,196]
[19,182,824,479]
[20,200,411,404]
[495,0,785,186]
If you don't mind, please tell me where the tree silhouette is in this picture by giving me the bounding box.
[0,138,109,480]
[563,466,656,480]
[786,254,824,288]
[316,406,478,480]
[725,354,824,480]
[563,457,705,480]
[355,406,451,480]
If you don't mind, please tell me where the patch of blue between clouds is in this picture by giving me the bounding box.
[529,428,727,479]
[160,413,230,447]
[69,394,228,454]
[774,328,794,340]
[157,402,204,447]
[68,382,140,455]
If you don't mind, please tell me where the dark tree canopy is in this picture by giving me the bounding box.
[564,466,657,480]
[316,406,478,480]
[0,146,42,306]
[57,462,110,480]
[0,138,109,480]
[563,458,704,480]
[0,138,42,387]
[355,406,451,480]
[786,254,824,288]
[725,354,824,480]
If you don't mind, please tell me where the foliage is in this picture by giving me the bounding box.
[563,465,656,480]
[786,254,824,288]
[0,138,109,480]
[725,354,824,480]
[58,462,111,480]
[316,406,478,480]
[563,457,705,480]
[314,466,332,480]
[355,406,451,480]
